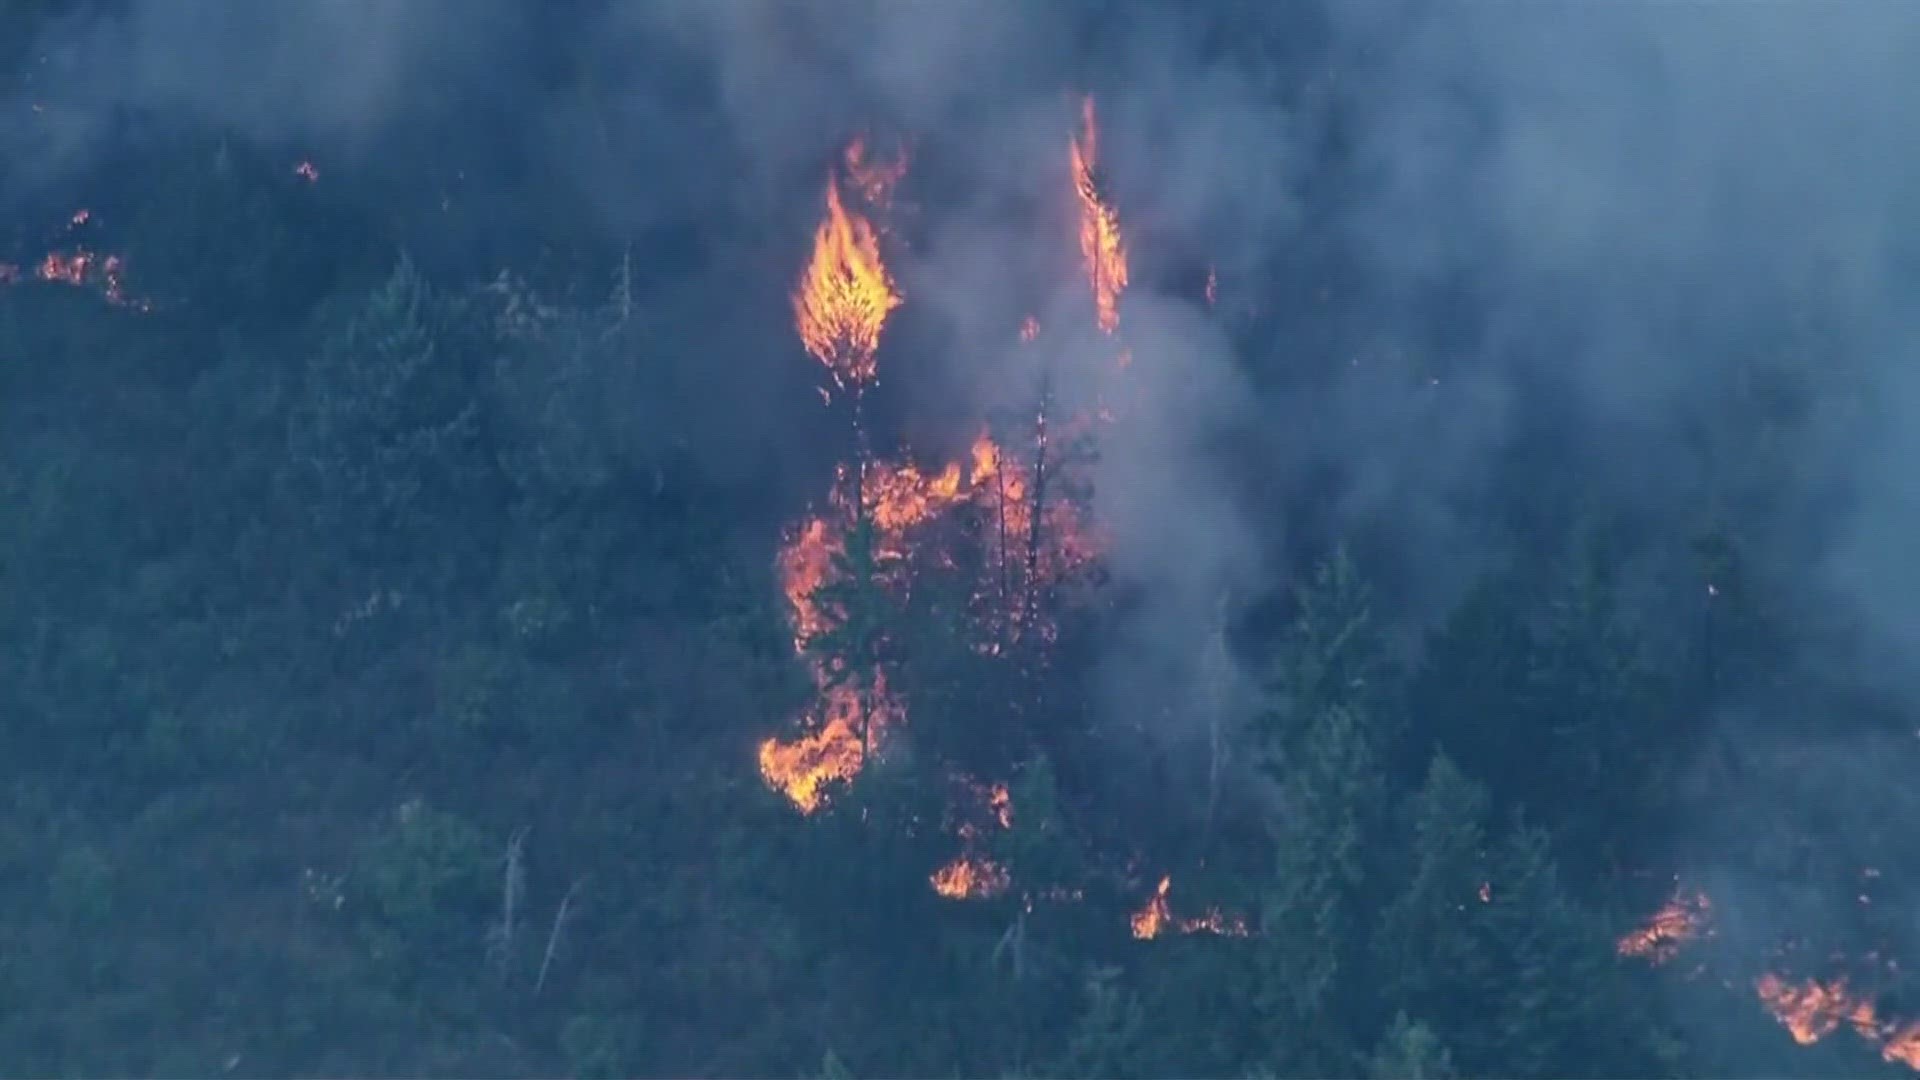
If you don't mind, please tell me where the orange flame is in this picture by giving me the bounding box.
[1131,876,1172,939]
[759,427,1101,813]
[843,137,906,209]
[3,248,148,310]
[794,151,902,394]
[1131,875,1248,940]
[988,782,1012,829]
[931,854,1011,899]
[1070,95,1128,335]
[1617,889,1712,964]
[1755,973,1920,1071]
[757,670,902,815]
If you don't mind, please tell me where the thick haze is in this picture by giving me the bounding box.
[1329,0,1920,1035]
[11,0,1920,975]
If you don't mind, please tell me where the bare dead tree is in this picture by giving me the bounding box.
[1023,376,1053,638]
[536,875,588,995]
[992,904,1029,982]
[485,827,528,978]
[1200,594,1236,847]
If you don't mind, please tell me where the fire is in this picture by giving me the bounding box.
[1070,95,1128,335]
[295,160,319,183]
[843,137,906,209]
[1205,264,1218,307]
[1132,876,1172,939]
[931,854,1011,899]
[1131,876,1249,940]
[793,153,901,395]
[756,108,1115,924]
[1757,974,1876,1045]
[2,247,146,310]
[70,208,90,226]
[777,516,839,653]
[1617,889,1712,964]
[1753,973,1920,1070]
[759,425,1100,814]
[757,670,903,815]
[37,250,90,286]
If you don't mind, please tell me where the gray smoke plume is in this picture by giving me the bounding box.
[1323,0,1920,1056]
[19,4,1920,1002]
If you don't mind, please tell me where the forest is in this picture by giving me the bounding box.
[5,0,1920,1076]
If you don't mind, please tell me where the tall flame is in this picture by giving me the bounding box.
[1070,95,1128,335]
[793,158,902,394]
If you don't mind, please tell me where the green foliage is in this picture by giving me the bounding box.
[0,26,1874,1076]
[1372,754,1496,1062]
[1365,1012,1456,1080]
[349,799,494,976]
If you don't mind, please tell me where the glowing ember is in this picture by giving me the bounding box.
[69,208,90,226]
[793,148,902,395]
[1617,889,1712,964]
[1070,95,1128,335]
[3,247,148,310]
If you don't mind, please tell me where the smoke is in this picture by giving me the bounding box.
[5,0,521,191]
[1320,0,1920,1057]
[20,0,1920,942]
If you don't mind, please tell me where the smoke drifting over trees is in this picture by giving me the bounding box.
[5,0,1920,1075]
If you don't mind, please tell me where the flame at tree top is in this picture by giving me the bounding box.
[793,145,903,396]
[1070,95,1128,335]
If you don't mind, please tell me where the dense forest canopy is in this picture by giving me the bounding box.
[5,0,1920,1076]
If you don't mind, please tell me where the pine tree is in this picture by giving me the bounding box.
[1478,816,1636,1078]
[1246,550,1396,1076]
[808,513,894,760]
[1371,753,1496,1064]
[1265,546,1392,742]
